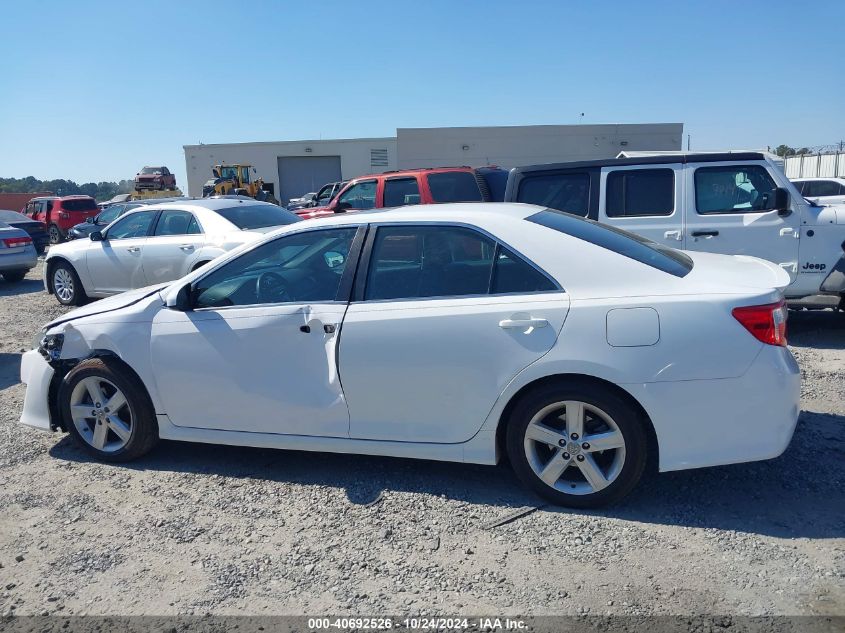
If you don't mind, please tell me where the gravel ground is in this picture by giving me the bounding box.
[0,262,842,617]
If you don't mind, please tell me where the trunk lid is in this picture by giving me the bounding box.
[684,251,790,291]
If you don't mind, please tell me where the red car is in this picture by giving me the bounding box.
[134,166,177,191]
[23,195,99,244]
[296,166,506,219]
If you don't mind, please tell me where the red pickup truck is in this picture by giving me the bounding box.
[134,166,177,191]
[296,166,507,219]
[23,195,99,244]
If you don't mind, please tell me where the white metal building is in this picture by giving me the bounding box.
[183,123,683,202]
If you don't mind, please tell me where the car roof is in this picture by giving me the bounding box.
[127,197,281,213]
[511,152,769,174]
[298,202,535,227]
[348,165,485,182]
[792,177,845,182]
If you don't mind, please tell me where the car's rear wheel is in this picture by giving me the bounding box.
[51,261,88,306]
[59,358,158,462]
[48,224,63,244]
[506,381,647,508]
[2,269,27,282]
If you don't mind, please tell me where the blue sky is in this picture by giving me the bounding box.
[1,0,843,191]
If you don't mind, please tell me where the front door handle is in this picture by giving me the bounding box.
[499,318,550,330]
[126,246,140,253]
[179,244,195,251]
[691,230,719,238]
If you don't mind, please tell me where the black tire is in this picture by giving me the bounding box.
[59,357,159,462]
[506,380,648,508]
[48,224,63,244]
[2,269,27,283]
[50,260,88,306]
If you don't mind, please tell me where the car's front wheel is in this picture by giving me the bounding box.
[506,381,647,508]
[50,261,88,306]
[59,357,159,462]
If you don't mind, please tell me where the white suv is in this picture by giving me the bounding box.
[505,151,845,306]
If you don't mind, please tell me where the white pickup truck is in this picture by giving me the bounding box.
[504,151,845,305]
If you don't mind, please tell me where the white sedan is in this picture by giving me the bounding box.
[44,198,300,305]
[19,203,800,507]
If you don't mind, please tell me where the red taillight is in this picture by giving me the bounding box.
[732,300,787,346]
[2,236,33,248]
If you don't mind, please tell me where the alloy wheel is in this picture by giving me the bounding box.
[523,400,626,495]
[49,226,61,244]
[69,376,133,452]
[53,268,75,303]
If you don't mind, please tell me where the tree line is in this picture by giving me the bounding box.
[0,176,135,202]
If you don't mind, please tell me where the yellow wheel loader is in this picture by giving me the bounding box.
[201,164,279,204]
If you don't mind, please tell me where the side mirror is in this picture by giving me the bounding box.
[334,201,352,213]
[774,187,792,216]
[90,231,104,241]
[166,283,193,311]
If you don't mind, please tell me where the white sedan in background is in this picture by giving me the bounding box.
[20,203,799,507]
[44,198,301,305]
[791,177,845,205]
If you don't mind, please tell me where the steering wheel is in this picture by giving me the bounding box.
[256,271,292,303]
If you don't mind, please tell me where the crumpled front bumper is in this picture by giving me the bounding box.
[19,349,55,432]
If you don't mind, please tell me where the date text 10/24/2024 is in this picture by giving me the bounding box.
[307,617,528,630]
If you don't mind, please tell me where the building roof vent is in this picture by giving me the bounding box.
[371,148,388,168]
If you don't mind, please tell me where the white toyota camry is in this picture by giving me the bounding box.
[19,203,800,507]
[43,197,300,306]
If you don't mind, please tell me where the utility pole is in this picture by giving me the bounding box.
[687,134,691,151]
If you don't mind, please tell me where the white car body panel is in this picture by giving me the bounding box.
[20,203,800,474]
[340,293,570,443]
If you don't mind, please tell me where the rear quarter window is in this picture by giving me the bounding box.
[61,198,98,212]
[527,209,693,278]
[426,172,483,203]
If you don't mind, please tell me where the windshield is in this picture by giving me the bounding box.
[213,204,302,230]
[141,167,162,174]
[527,209,693,278]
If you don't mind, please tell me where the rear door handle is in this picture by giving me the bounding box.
[499,318,550,330]
[126,247,140,253]
[691,230,719,237]
[179,244,195,251]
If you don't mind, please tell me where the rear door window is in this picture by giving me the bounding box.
[426,172,483,203]
[383,177,421,207]
[154,210,201,236]
[606,169,674,217]
[364,225,557,300]
[517,172,590,217]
